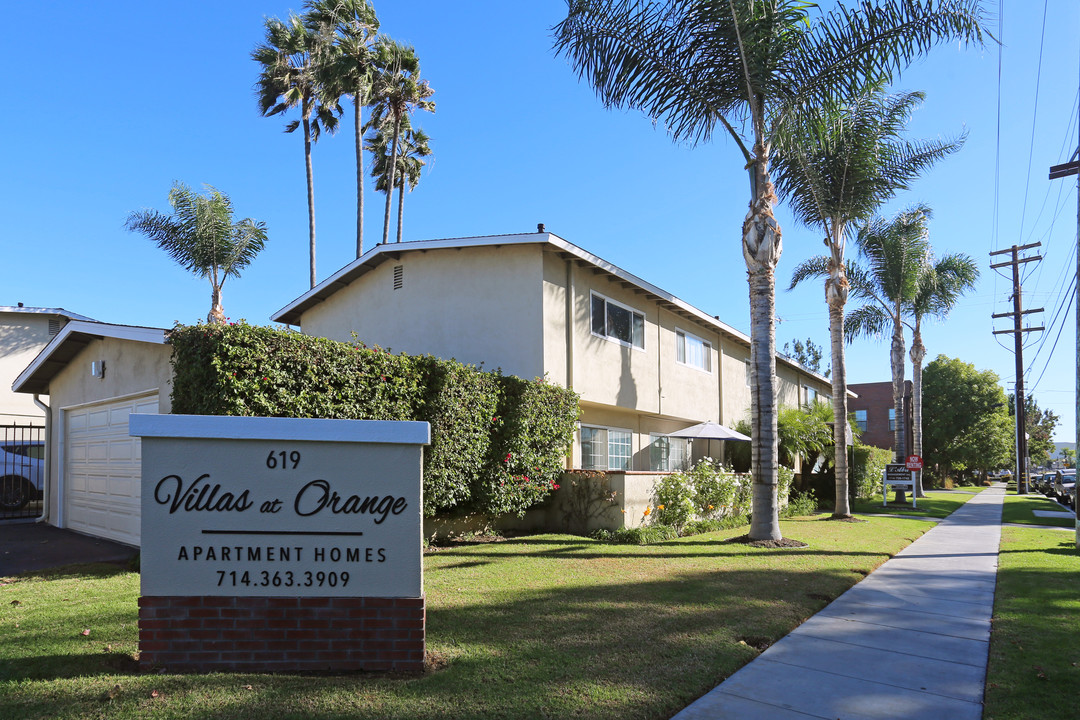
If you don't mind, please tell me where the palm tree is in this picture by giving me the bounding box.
[845,204,933,501]
[305,0,380,258]
[367,39,435,245]
[253,13,340,289]
[553,0,987,541]
[780,88,964,518]
[908,252,979,495]
[125,183,268,324]
[367,119,432,243]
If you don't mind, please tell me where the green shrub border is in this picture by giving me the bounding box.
[168,323,580,518]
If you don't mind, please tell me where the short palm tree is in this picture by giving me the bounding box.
[305,0,380,258]
[125,183,268,324]
[908,252,979,495]
[367,119,432,243]
[845,204,933,500]
[554,0,987,541]
[780,88,964,517]
[368,39,435,245]
[253,13,340,288]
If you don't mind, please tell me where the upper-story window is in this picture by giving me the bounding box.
[889,408,896,431]
[591,293,644,349]
[676,329,712,372]
[803,385,818,407]
[852,409,868,432]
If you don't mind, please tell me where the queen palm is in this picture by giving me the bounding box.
[253,13,340,288]
[554,0,986,540]
[845,204,933,501]
[305,0,380,258]
[367,120,432,243]
[780,88,964,518]
[908,252,979,495]
[125,183,268,325]
[368,39,435,245]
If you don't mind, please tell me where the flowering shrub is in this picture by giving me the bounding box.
[654,473,696,529]
[169,322,579,518]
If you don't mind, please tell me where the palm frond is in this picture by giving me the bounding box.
[788,255,832,291]
[844,303,890,342]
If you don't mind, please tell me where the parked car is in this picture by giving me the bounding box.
[1052,469,1076,507]
[1034,471,1056,495]
[0,441,44,510]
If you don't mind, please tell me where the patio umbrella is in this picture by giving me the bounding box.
[668,421,751,442]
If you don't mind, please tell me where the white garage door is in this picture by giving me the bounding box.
[65,394,158,546]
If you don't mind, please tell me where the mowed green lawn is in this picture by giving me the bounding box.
[852,488,981,519]
[1000,492,1076,528]
[984,526,1080,720]
[1,516,932,720]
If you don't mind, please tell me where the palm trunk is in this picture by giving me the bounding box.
[396,180,405,243]
[825,225,851,517]
[890,310,907,502]
[209,285,225,325]
[910,322,926,497]
[382,114,402,245]
[355,94,364,258]
[303,103,317,289]
[744,160,783,542]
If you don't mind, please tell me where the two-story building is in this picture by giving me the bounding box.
[272,231,834,473]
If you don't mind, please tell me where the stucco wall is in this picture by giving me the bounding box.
[0,313,59,423]
[42,337,172,524]
[300,245,546,380]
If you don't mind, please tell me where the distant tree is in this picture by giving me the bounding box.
[782,338,828,377]
[845,205,932,500]
[1062,447,1076,468]
[907,252,978,495]
[126,183,267,324]
[253,12,340,288]
[367,39,434,245]
[306,0,380,258]
[922,355,1011,480]
[1008,394,1060,468]
[367,118,432,243]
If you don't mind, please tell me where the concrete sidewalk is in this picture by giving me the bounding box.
[673,484,1005,720]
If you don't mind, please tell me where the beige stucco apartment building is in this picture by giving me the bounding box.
[273,232,833,474]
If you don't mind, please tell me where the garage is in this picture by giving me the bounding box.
[64,393,158,546]
[11,320,171,546]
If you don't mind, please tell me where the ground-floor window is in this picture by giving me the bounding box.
[580,425,634,470]
[649,434,689,472]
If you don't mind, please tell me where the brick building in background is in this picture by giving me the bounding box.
[848,381,913,458]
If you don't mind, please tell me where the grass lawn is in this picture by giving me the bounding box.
[1000,493,1076,528]
[851,489,980,519]
[0,516,935,720]
[984,526,1080,720]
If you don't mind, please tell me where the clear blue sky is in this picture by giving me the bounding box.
[4,1,1077,442]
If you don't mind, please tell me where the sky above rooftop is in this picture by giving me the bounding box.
[4,1,1078,441]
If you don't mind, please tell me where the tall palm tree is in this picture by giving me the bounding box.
[780,88,964,518]
[126,183,268,324]
[253,13,340,289]
[908,252,979,495]
[845,204,933,501]
[367,120,432,243]
[553,0,987,541]
[368,39,435,245]
[305,0,380,258]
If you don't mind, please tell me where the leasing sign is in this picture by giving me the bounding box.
[130,415,429,598]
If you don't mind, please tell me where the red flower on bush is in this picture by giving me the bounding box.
[505,452,512,463]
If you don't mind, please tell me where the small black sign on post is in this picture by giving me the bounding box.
[883,464,916,509]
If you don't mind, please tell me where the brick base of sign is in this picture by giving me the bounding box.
[138,596,425,673]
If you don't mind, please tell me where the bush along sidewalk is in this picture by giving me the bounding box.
[168,322,580,518]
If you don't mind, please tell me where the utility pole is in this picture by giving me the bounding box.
[991,243,1043,494]
[1049,143,1079,546]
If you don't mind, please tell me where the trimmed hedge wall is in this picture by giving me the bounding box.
[169,323,579,518]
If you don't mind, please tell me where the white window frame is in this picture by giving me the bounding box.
[579,424,635,471]
[745,359,752,387]
[675,328,713,373]
[649,433,689,472]
[590,292,646,351]
[803,385,818,407]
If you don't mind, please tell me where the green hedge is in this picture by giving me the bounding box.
[851,445,893,500]
[169,323,579,518]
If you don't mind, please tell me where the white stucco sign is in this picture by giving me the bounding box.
[130,414,429,598]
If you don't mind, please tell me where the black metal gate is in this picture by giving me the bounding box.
[1,424,45,521]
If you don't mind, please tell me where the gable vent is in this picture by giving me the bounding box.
[393,265,404,290]
[48,318,61,335]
